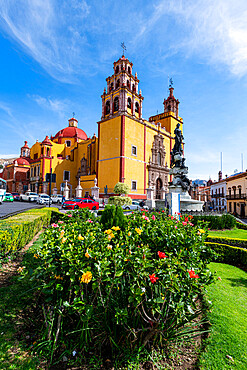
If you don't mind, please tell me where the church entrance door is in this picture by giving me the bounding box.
[156,178,162,199]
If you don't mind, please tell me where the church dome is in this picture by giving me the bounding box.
[15,157,30,166]
[53,117,88,141]
[54,126,87,140]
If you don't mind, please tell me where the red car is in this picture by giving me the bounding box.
[62,198,99,210]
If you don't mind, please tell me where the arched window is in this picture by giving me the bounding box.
[116,79,120,88]
[106,100,110,115]
[110,82,113,91]
[132,85,136,93]
[128,66,131,74]
[114,97,119,112]
[157,152,161,166]
[127,80,130,89]
[168,105,171,111]
[121,64,124,70]
[127,97,131,109]
[47,148,50,156]
[116,66,119,74]
[135,102,139,113]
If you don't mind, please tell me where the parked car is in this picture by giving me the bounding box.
[51,194,63,204]
[36,194,51,205]
[20,192,39,202]
[122,201,148,211]
[11,192,20,201]
[3,193,14,202]
[62,198,99,210]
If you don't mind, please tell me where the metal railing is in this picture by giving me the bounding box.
[226,193,246,200]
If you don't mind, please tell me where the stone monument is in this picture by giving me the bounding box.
[167,123,203,212]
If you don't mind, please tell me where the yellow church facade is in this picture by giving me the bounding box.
[27,55,183,200]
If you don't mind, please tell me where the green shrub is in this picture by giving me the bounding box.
[108,195,132,206]
[192,214,236,230]
[114,182,130,195]
[206,235,247,249]
[236,221,247,230]
[0,207,58,256]
[24,210,215,363]
[205,242,247,266]
[100,204,126,230]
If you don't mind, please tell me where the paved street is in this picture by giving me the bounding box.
[0,201,60,218]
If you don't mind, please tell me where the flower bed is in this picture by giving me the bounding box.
[24,209,215,363]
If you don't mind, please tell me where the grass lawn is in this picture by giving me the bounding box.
[199,262,247,369]
[208,228,247,239]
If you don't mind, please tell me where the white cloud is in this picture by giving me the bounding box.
[30,95,71,115]
[0,101,13,117]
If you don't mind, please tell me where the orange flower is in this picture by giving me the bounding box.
[80,271,92,284]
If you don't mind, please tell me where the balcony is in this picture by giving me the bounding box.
[226,193,246,200]
[211,193,225,198]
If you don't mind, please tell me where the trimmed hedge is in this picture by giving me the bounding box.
[205,241,247,266]
[206,235,247,249]
[0,207,60,256]
[236,221,247,230]
[191,214,236,230]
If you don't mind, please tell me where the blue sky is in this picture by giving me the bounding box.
[1,0,247,181]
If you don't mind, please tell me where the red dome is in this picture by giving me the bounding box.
[54,126,87,140]
[15,158,30,166]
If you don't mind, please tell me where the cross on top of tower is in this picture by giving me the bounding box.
[121,42,126,56]
[72,112,75,118]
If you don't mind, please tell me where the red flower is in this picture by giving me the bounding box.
[149,273,159,283]
[158,251,167,259]
[184,216,189,222]
[188,270,199,279]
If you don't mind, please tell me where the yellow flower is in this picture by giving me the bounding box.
[112,226,120,231]
[107,245,112,250]
[61,237,67,243]
[60,230,65,237]
[107,233,114,240]
[85,252,90,258]
[128,231,131,236]
[135,228,142,235]
[80,271,92,284]
[198,229,205,234]
[104,229,112,234]
[78,234,84,240]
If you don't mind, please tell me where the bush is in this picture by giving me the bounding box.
[205,242,247,266]
[236,221,247,230]
[100,204,126,230]
[108,195,132,206]
[0,208,57,256]
[24,210,215,363]
[206,235,247,249]
[114,182,130,195]
[191,214,236,230]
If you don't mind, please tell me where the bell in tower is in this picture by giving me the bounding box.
[101,54,144,121]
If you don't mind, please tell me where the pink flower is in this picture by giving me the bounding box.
[174,226,177,229]
[67,214,72,217]
[182,221,187,226]
[87,219,93,223]
[152,215,156,221]
[58,220,64,224]
[51,223,59,228]
[149,273,159,284]
[158,251,167,259]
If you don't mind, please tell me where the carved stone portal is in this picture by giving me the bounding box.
[147,134,169,199]
[77,157,87,179]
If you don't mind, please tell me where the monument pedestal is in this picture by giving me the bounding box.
[168,185,203,212]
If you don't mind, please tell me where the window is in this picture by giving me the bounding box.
[37,166,40,176]
[131,181,137,190]
[64,171,70,181]
[34,167,36,176]
[41,148,44,155]
[34,153,38,160]
[106,100,110,115]
[116,66,119,74]
[114,97,119,112]
[132,85,136,93]
[127,97,131,109]
[135,102,139,113]
[157,152,161,166]
[31,168,33,177]
[65,140,71,147]
[116,79,120,88]
[110,82,113,91]
[128,66,131,74]
[46,148,50,156]
[131,145,137,156]
[127,80,130,89]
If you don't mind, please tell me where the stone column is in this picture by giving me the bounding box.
[91,178,100,200]
[146,186,154,200]
[63,180,70,200]
[75,179,83,198]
